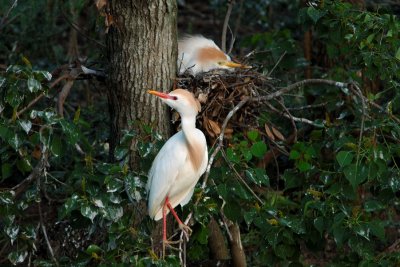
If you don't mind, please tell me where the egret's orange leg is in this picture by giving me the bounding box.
[165,196,192,239]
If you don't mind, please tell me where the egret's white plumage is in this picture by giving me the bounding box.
[178,35,250,75]
[146,89,208,221]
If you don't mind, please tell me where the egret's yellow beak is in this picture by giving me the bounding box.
[220,61,252,69]
[148,90,176,100]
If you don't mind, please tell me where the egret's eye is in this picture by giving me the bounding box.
[217,61,224,65]
[172,96,178,100]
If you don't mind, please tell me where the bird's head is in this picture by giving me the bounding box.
[148,89,201,117]
[197,46,251,73]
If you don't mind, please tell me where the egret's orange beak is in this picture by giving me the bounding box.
[148,90,176,100]
[221,61,252,69]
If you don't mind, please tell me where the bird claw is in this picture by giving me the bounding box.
[179,223,192,240]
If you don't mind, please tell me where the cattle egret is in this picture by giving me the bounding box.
[178,35,251,75]
[147,89,208,253]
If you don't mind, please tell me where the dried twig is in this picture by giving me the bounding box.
[221,0,234,53]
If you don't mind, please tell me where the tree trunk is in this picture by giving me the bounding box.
[106,0,177,164]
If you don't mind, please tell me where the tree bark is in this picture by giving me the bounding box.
[106,0,177,164]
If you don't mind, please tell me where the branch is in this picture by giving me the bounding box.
[0,0,18,30]
[255,79,348,102]
[221,0,234,53]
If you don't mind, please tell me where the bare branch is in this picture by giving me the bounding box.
[221,0,234,52]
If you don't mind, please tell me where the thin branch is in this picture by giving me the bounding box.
[265,101,322,127]
[38,201,58,266]
[276,97,297,142]
[267,51,286,77]
[220,149,264,205]
[255,79,348,102]
[0,0,18,30]
[350,83,366,170]
[61,12,105,48]
[221,0,234,53]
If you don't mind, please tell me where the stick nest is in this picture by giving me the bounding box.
[176,70,274,142]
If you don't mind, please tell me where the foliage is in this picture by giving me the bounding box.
[1,0,400,266]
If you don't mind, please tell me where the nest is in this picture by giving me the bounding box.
[176,70,274,142]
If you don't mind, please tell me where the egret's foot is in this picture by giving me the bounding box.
[162,239,182,258]
[179,223,192,241]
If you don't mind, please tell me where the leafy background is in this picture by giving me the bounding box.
[0,0,400,266]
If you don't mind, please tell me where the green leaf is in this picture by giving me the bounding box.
[250,141,267,158]
[395,47,400,61]
[364,200,384,212]
[27,77,41,92]
[5,225,19,245]
[297,160,311,172]
[2,163,12,180]
[226,147,240,163]
[59,194,79,219]
[19,120,32,134]
[244,210,257,226]
[307,6,326,23]
[289,149,301,160]
[0,76,6,88]
[314,217,325,235]
[8,250,28,265]
[16,158,32,173]
[247,130,259,142]
[389,176,400,192]
[34,70,52,81]
[366,33,375,44]
[344,164,368,189]
[368,220,385,241]
[50,136,62,157]
[336,151,354,167]
[81,203,98,222]
[86,244,103,255]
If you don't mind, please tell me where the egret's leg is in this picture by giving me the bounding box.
[165,197,192,240]
[162,198,168,258]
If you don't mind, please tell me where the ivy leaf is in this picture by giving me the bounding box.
[2,163,12,180]
[307,6,326,23]
[81,203,98,222]
[247,130,259,142]
[395,47,400,61]
[50,135,62,157]
[368,220,385,241]
[19,120,32,134]
[251,141,267,158]
[336,151,354,167]
[344,164,368,189]
[8,250,28,265]
[5,225,19,245]
[27,77,41,92]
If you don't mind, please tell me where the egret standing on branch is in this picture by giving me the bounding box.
[146,89,208,254]
[178,35,251,76]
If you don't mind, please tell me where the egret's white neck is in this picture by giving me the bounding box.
[180,114,197,135]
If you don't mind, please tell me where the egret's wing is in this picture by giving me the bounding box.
[147,133,188,220]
